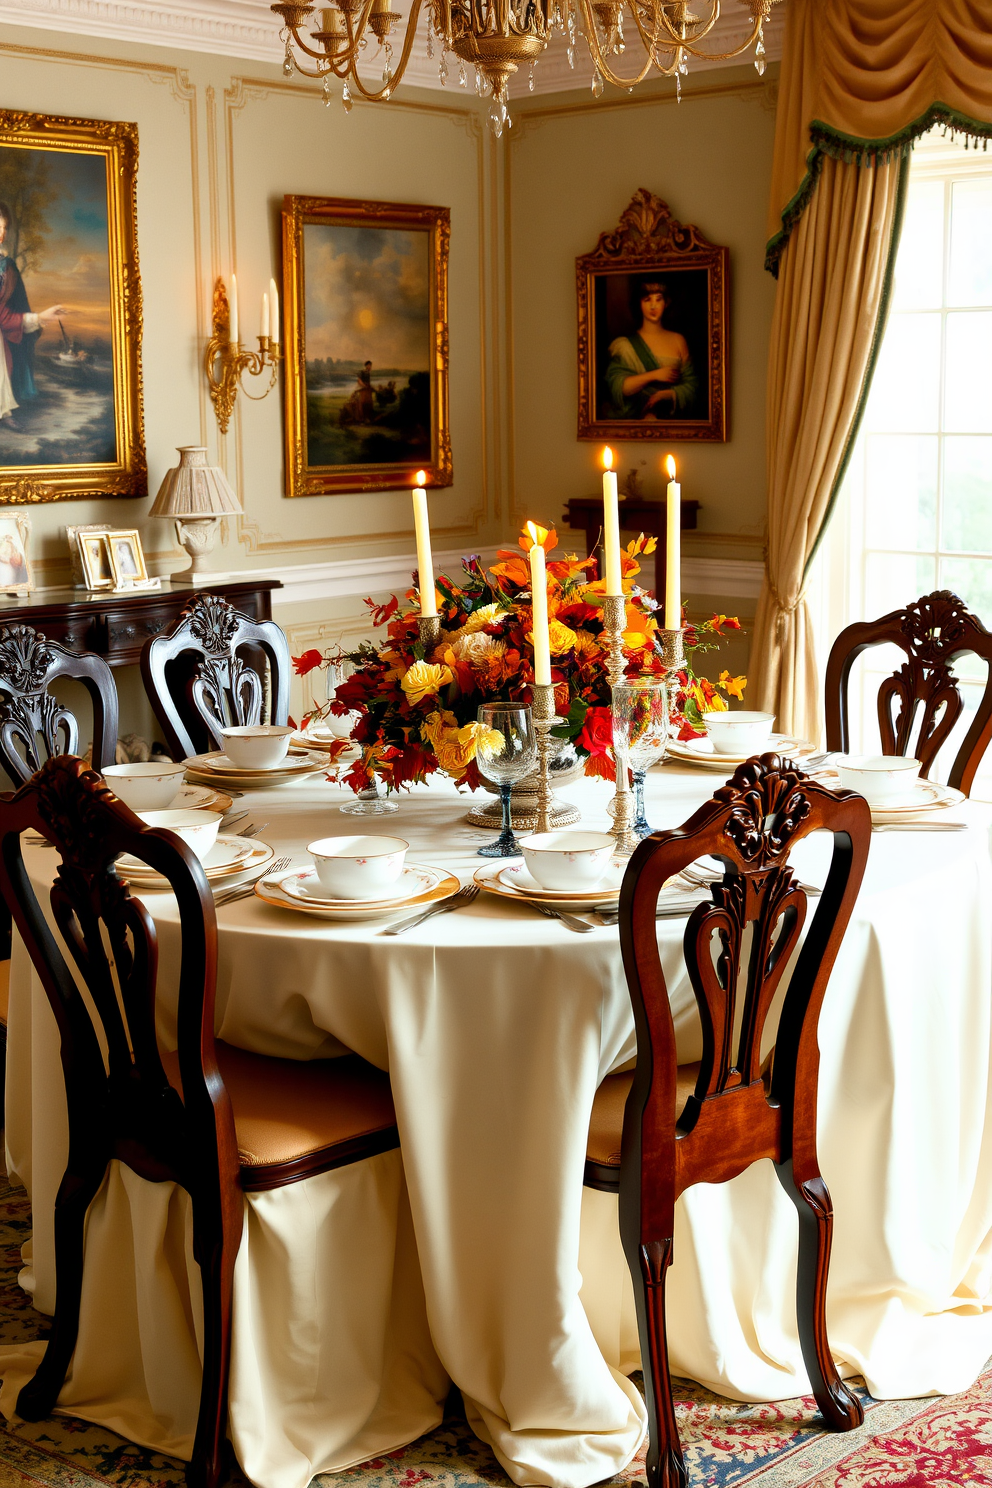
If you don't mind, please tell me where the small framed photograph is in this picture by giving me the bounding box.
[107,528,147,587]
[0,514,32,593]
[77,529,114,590]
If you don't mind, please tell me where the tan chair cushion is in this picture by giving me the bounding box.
[162,1041,396,1171]
[586,1063,701,1169]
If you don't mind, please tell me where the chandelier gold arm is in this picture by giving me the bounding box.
[658,11,764,62]
[346,0,425,101]
[575,0,662,90]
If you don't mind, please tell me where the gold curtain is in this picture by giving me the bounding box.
[768,0,992,271]
[750,0,992,740]
[750,152,906,742]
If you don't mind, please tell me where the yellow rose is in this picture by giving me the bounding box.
[434,729,476,776]
[421,708,458,749]
[401,659,453,706]
[548,620,578,654]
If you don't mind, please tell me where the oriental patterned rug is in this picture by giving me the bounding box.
[0,1176,986,1488]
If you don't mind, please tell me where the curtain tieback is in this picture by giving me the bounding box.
[767,582,806,624]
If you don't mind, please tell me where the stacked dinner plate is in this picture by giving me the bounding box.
[812,770,965,825]
[668,732,816,772]
[116,834,276,891]
[183,748,329,790]
[256,864,459,921]
[474,857,628,913]
[171,782,234,812]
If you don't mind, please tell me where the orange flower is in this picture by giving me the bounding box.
[719,670,747,701]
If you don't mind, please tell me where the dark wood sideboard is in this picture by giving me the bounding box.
[561,496,700,600]
[0,577,282,667]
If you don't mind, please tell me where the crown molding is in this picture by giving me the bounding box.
[0,0,784,96]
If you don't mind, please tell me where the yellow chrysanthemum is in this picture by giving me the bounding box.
[464,603,508,633]
[547,620,578,655]
[401,659,452,706]
[573,629,600,659]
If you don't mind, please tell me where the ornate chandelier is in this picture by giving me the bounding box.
[272,0,780,136]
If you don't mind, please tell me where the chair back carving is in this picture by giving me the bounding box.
[614,754,871,1488]
[620,754,870,1217]
[0,625,119,784]
[824,590,992,795]
[140,593,291,761]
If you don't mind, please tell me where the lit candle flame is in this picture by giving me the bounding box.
[602,446,614,472]
[525,521,549,547]
[665,454,677,481]
[414,469,427,487]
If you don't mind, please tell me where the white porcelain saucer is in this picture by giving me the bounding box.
[668,733,814,770]
[256,867,460,921]
[173,783,232,812]
[497,859,625,901]
[475,861,621,912]
[199,752,320,775]
[278,865,444,907]
[118,835,269,887]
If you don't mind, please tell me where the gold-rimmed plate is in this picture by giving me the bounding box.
[118,837,274,890]
[668,734,815,771]
[255,866,460,920]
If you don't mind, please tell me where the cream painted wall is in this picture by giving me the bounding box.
[507,67,777,666]
[0,23,774,737]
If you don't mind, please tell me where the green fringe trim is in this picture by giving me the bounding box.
[765,103,992,277]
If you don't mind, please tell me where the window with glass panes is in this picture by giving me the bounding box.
[812,133,992,789]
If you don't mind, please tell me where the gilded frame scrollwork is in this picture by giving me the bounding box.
[0,109,145,505]
[577,188,728,444]
[281,194,452,497]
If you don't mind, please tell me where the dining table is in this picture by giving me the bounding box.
[1,755,992,1488]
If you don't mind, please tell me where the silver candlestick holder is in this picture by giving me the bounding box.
[418,614,442,648]
[655,626,685,675]
[602,594,637,855]
[531,681,557,836]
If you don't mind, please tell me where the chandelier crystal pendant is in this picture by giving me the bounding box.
[272,0,780,136]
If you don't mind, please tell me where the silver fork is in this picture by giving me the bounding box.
[381,882,479,935]
[214,856,291,906]
[531,901,597,934]
[237,821,268,839]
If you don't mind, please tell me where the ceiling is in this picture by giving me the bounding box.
[0,0,784,98]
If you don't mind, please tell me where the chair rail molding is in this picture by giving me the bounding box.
[0,0,784,93]
[215,549,763,608]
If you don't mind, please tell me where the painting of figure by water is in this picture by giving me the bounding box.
[303,222,432,471]
[0,144,117,469]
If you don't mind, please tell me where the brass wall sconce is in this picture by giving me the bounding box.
[204,277,282,435]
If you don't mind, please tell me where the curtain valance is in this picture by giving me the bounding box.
[767,0,992,271]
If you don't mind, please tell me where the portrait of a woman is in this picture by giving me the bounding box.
[604,277,698,420]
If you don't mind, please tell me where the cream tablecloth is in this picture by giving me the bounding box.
[1,764,992,1488]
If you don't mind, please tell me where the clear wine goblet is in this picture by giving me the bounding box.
[475,703,537,857]
[612,679,668,839]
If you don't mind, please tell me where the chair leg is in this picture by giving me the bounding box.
[16,1164,106,1421]
[186,1213,241,1488]
[776,1161,864,1432]
[634,1238,687,1488]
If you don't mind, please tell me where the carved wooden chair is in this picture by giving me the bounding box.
[140,592,291,761]
[0,623,118,784]
[584,755,871,1488]
[0,755,399,1488]
[824,590,992,795]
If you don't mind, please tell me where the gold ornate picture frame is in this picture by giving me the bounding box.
[0,513,32,593]
[282,195,451,497]
[0,108,145,505]
[577,188,728,443]
[107,528,147,587]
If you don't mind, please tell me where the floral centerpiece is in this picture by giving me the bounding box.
[293,523,746,795]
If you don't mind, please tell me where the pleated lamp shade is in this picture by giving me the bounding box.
[150,446,243,517]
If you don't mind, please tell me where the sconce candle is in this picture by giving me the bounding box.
[412,470,437,618]
[602,447,622,596]
[261,291,269,342]
[527,522,552,688]
[229,272,239,346]
[269,277,280,344]
[204,277,282,435]
[665,454,681,631]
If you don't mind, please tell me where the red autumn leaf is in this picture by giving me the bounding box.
[292,649,324,677]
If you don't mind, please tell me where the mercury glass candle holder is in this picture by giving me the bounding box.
[530,681,557,836]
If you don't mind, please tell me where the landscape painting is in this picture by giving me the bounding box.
[282,195,451,496]
[0,111,145,504]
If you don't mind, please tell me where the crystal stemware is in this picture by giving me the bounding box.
[340,775,400,816]
[612,679,668,839]
[474,703,537,857]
